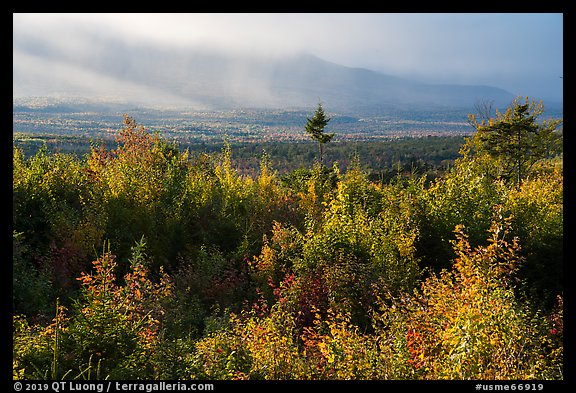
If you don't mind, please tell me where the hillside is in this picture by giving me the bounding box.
[14,28,515,114]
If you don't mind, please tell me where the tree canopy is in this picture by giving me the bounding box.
[468,96,562,186]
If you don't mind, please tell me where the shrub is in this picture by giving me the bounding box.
[13,231,53,321]
[13,240,174,380]
[503,168,563,307]
[373,211,563,379]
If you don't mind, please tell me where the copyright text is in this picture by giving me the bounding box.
[13,382,214,393]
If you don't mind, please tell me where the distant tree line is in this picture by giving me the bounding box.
[14,132,465,180]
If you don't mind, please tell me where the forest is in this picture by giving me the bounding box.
[13,97,563,381]
[13,132,465,181]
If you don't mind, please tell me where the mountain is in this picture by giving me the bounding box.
[13,29,515,115]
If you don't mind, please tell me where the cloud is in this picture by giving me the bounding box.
[13,13,563,103]
[13,43,206,108]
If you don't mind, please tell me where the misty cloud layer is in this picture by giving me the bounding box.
[13,13,563,109]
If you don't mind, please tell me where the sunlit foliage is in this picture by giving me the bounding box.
[14,239,174,379]
[372,214,562,379]
[467,96,562,186]
[13,102,562,380]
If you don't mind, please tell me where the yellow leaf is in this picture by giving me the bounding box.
[327,352,335,364]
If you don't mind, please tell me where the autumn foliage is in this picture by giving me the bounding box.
[13,106,563,380]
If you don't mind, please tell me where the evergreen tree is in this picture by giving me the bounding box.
[305,102,334,165]
[468,96,562,186]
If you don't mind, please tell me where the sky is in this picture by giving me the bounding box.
[13,13,564,103]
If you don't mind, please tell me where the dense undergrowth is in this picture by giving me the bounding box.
[13,109,563,380]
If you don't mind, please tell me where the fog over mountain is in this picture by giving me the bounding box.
[14,26,517,115]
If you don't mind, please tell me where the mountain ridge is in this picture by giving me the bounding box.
[13,29,516,115]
